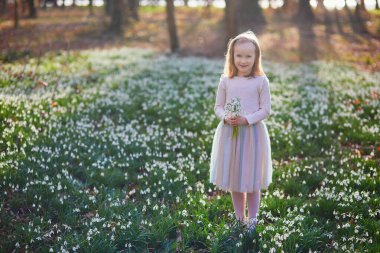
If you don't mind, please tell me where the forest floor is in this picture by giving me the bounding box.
[0,5,379,72]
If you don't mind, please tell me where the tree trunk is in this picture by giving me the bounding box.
[360,0,366,10]
[89,0,93,15]
[225,0,237,44]
[295,0,314,22]
[183,0,188,6]
[205,0,213,17]
[282,0,296,12]
[356,0,368,12]
[110,0,124,34]
[21,0,26,14]
[61,0,65,8]
[376,0,379,10]
[317,0,324,9]
[355,0,370,25]
[28,0,37,18]
[129,0,139,21]
[14,0,19,28]
[104,0,112,15]
[268,0,273,9]
[236,0,266,28]
[0,0,6,14]
[166,0,180,53]
[355,0,368,15]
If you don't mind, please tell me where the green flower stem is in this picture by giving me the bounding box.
[232,126,239,138]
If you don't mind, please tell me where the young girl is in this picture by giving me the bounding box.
[209,31,273,232]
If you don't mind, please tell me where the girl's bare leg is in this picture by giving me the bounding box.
[231,191,246,221]
[247,190,261,219]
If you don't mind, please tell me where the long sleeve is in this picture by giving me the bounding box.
[244,77,271,125]
[214,76,227,122]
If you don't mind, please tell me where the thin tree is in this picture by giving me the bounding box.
[354,0,370,32]
[104,0,112,15]
[225,0,237,44]
[166,0,180,53]
[21,0,27,15]
[294,0,314,22]
[268,0,273,10]
[280,0,297,18]
[282,0,296,13]
[376,0,379,10]
[89,0,94,16]
[356,0,368,13]
[0,0,6,14]
[360,0,367,11]
[14,0,19,28]
[110,0,124,34]
[27,0,37,18]
[316,0,324,9]
[129,0,139,21]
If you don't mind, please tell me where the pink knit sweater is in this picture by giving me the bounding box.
[214,75,271,125]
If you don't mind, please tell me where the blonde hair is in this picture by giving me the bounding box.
[223,30,265,78]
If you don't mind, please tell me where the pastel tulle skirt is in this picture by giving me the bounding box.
[209,120,273,193]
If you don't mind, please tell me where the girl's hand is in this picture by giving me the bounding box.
[224,116,248,126]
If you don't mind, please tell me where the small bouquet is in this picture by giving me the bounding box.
[224,97,242,138]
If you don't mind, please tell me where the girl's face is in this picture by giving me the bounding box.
[233,41,256,77]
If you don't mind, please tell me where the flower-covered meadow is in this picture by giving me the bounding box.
[0,48,379,252]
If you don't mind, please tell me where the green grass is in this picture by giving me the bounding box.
[0,47,379,252]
